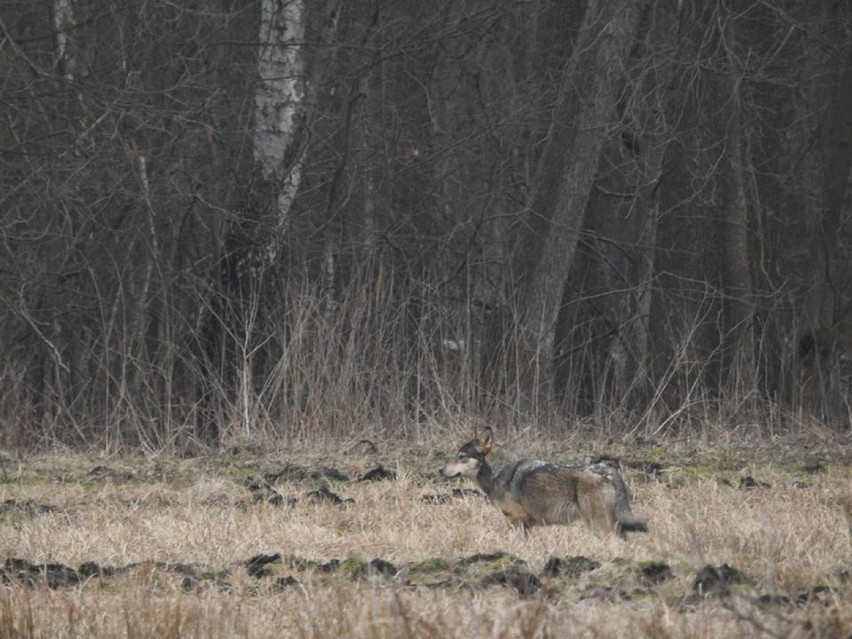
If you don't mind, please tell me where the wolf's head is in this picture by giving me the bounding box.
[439,427,495,479]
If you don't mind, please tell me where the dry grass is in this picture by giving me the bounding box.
[0,432,851,638]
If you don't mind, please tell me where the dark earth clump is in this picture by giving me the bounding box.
[78,561,122,578]
[2,558,80,589]
[246,553,282,578]
[274,575,300,589]
[692,563,748,596]
[739,476,772,490]
[352,558,398,580]
[265,464,349,484]
[285,556,341,573]
[638,561,673,585]
[246,478,295,506]
[800,461,826,474]
[359,465,396,482]
[796,585,836,605]
[456,551,513,567]
[542,556,601,578]
[421,488,482,504]
[0,499,59,517]
[4,548,844,608]
[307,484,354,505]
[88,465,136,481]
[480,568,541,597]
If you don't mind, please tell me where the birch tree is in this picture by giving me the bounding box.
[53,0,75,81]
[254,0,306,265]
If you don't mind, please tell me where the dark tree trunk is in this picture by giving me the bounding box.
[516,0,643,416]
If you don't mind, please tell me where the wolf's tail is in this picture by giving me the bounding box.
[582,461,649,535]
[609,469,649,534]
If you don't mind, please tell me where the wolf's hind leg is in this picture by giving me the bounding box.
[502,511,533,535]
[577,483,619,538]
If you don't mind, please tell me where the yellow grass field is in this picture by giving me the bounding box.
[1,429,850,638]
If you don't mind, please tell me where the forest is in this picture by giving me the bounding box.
[2,0,852,449]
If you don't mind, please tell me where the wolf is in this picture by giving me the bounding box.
[439,428,648,539]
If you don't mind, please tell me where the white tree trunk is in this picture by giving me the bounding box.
[53,0,75,80]
[254,0,305,261]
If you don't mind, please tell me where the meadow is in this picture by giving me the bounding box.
[0,426,850,638]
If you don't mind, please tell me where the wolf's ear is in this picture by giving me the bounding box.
[480,427,494,449]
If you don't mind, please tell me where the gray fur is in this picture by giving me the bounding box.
[440,428,648,538]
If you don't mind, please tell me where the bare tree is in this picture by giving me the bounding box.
[253,0,307,265]
[515,0,643,414]
[4,0,852,448]
[797,4,852,423]
[720,14,756,397]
